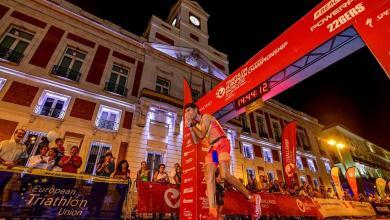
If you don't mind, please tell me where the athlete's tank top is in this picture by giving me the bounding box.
[205,115,226,144]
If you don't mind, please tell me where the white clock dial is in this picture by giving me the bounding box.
[189,15,200,26]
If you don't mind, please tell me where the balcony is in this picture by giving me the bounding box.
[34,105,65,119]
[259,131,269,138]
[0,47,24,64]
[96,118,119,131]
[104,81,128,96]
[51,65,81,82]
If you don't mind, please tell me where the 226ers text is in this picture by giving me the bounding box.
[327,2,365,32]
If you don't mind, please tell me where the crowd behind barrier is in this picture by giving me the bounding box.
[0,129,389,219]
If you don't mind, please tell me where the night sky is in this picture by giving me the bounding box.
[68,0,390,149]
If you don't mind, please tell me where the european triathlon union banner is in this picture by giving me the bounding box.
[0,166,130,219]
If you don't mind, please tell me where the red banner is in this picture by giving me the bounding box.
[180,80,209,219]
[196,0,389,115]
[346,167,359,199]
[137,182,180,213]
[281,121,297,188]
[138,181,321,217]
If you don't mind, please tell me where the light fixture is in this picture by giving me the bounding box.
[327,139,336,146]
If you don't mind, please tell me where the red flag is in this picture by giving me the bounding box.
[346,167,359,199]
[281,121,297,188]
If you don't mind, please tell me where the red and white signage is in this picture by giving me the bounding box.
[281,121,297,188]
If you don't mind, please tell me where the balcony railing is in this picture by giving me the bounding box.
[104,81,128,96]
[51,65,81,82]
[96,118,119,131]
[0,47,24,64]
[34,105,65,119]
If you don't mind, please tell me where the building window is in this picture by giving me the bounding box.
[95,105,122,131]
[246,168,255,180]
[313,178,319,188]
[272,121,281,142]
[296,156,304,170]
[307,159,316,172]
[297,130,310,151]
[0,26,34,63]
[147,151,163,180]
[85,142,111,175]
[0,78,6,91]
[300,176,306,185]
[149,107,174,127]
[191,89,200,101]
[105,64,129,96]
[22,130,47,165]
[256,116,268,138]
[52,47,86,82]
[262,148,273,163]
[34,90,71,119]
[155,76,170,95]
[324,161,331,174]
[242,142,254,159]
[267,171,274,181]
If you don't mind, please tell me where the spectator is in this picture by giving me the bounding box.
[289,182,300,196]
[136,161,150,182]
[343,189,353,201]
[153,164,169,184]
[269,180,281,193]
[298,183,309,197]
[169,163,180,184]
[174,165,182,185]
[114,160,131,219]
[27,145,50,169]
[88,151,115,217]
[246,176,259,192]
[358,193,366,202]
[47,147,61,171]
[0,129,26,201]
[326,187,335,199]
[58,146,82,173]
[257,175,268,192]
[54,138,65,155]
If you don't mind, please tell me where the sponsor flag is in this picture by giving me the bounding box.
[346,166,359,199]
[331,167,344,200]
[376,177,386,199]
[281,121,297,188]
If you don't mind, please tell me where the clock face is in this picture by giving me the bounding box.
[172,18,177,26]
[189,15,200,27]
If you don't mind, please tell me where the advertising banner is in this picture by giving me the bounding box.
[195,0,389,115]
[346,167,359,198]
[376,177,387,199]
[137,181,180,213]
[331,166,343,199]
[314,198,376,218]
[371,203,390,216]
[180,80,209,219]
[0,167,129,219]
[281,121,297,188]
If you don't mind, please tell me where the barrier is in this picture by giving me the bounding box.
[0,166,129,219]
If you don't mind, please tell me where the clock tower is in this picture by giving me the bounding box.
[167,0,210,46]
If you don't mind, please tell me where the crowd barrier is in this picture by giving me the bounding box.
[0,166,130,219]
[137,181,380,218]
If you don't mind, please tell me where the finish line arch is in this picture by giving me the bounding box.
[180,0,389,218]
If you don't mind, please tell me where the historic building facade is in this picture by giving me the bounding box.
[0,0,333,195]
[320,125,390,179]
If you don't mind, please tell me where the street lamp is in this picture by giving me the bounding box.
[327,139,346,170]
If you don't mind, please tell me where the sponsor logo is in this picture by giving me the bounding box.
[314,0,341,20]
[183,187,194,194]
[183,210,192,217]
[183,149,194,157]
[183,167,195,174]
[183,177,193,184]
[185,158,193,164]
[252,194,262,218]
[164,188,180,208]
[284,163,295,177]
[185,139,192,148]
[183,199,193,204]
[216,87,226,99]
[296,199,306,212]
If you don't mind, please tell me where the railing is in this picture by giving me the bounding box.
[0,47,24,64]
[96,118,119,131]
[104,81,128,96]
[51,65,81,82]
[259,131,269,138]
[34,105,65,119]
